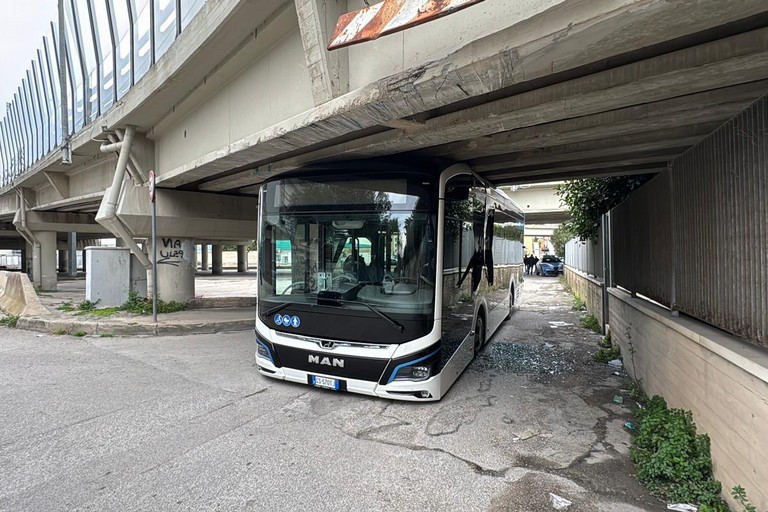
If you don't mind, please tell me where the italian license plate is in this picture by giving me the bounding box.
[311,375,339,390]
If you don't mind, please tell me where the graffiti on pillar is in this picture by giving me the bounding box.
[158,238,184,267]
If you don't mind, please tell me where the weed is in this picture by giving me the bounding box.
[593,345,621,363]
[77,299,100,311]
[57,302,75,312]
[599,332,613,348]
[52,329,68,335]
[729,485,757,512]
[72,331,87,337]
[121,290,187,315]
[631,395,728,511]
[0,315,20,328]
[580,314,601,333]
[572,294,587,311]
[458,293,472,303]
[99,333,114,338]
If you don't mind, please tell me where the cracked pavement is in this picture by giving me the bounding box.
[0,276,667,511]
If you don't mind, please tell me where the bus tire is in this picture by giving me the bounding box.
[505,285,514,321]
[474,313,485,354]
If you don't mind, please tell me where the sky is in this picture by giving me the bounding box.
[0,1,58,108]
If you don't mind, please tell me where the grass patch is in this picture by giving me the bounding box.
[72,331,87,337]
[99,333,114,338]
[580,314,601,333]
[57,302,75,312]
[0,315,20,328]
[52,329,68,335]
[599,332,613,348]
[593,345,621,363]
[76,307,120,317]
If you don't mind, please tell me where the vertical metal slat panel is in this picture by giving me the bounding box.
[672,95,767,347]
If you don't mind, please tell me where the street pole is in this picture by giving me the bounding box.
[149,171,157,323]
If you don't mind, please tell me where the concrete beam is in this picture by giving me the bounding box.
[43,171,69,199]
[11,211,112,234]
[295,0,349,105]
[426,81,767,161]
[117,186,258,240]
[490,165,667,186]
[157,0,768,189]
[263,28,768,167]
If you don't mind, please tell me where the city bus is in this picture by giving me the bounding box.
[255,161,524,401]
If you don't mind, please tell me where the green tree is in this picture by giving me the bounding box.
[557,175,654,240]
[551,223,574,257]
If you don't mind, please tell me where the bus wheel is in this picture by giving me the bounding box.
[505,287,514,321]
[474,314,485,354]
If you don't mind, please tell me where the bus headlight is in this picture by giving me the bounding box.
[256,338,273,363]
[394,364,432,382]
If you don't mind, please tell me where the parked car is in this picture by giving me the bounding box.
[536,255,564,276]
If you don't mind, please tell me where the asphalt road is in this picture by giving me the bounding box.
[0,276,667,512]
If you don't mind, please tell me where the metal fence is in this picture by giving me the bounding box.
[564,227,604,279]
[610,95,768,348]
[0,0,207,187]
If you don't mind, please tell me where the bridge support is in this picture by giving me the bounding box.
[200,244,209,271]
[149,237,196,303]
[211,245,223,275]
[237,245,247,272]
[36,231,58,292]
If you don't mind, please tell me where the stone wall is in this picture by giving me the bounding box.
[564,267,604,327]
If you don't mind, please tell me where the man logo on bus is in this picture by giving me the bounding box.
[308,355,345,368]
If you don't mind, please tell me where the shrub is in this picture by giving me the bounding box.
[631,396,727,510]
[121,290,187,315]
[593,345,621,363]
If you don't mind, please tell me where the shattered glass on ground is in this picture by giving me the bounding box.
[474,342,577,375]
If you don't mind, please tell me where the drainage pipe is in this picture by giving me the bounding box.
[96,125,151,269]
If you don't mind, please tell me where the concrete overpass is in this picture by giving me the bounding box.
[1,0,767,297]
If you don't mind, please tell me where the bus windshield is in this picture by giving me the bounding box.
[258,173,437,342]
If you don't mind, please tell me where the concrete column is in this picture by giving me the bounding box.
[149,237,195,303]
[58,249,68,272]
[68,232,77,277]
[237,245,247,272]
[211,244,223,275]
[200,244,209,271]
[38,231,58,291]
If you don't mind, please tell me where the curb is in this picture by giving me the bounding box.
[15,316,254,337]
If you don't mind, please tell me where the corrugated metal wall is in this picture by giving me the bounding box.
[609,95,767,347]
[611,172,673,307]
[564,228,603,279]
[671,96,767,346]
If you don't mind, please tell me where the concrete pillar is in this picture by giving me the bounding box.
[237,245,247,272]
[38,231,58,291]
[200,244,209,271]
[211,244,223,275]
[68,232,77,277]
[58,249,68,272]
[149,237,195,303]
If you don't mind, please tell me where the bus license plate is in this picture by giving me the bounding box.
[311,375,339,390]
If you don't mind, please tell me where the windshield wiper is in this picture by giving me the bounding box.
[264,302,292,317]
[340,299,405,333]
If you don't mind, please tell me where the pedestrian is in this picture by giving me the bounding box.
[524,254,533,275]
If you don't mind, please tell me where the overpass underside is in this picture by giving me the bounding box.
[0,0,767,295]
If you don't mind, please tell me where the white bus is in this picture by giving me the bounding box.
[255,162,524,401]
